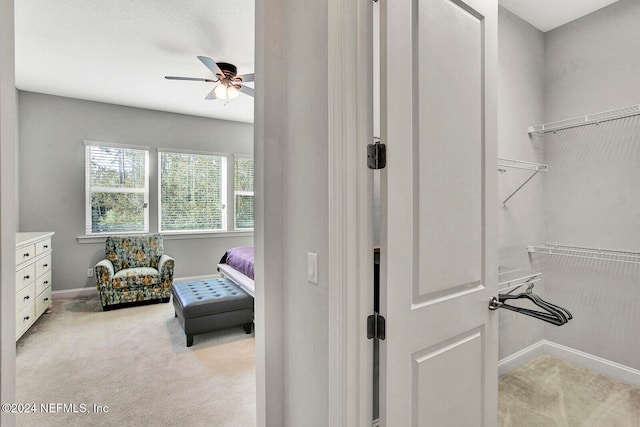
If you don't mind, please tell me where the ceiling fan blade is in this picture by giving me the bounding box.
[198,56,223,77]
[237,73,254,83]
[165,76,216,82]
[238,85,254,97]
[205,88,217,100]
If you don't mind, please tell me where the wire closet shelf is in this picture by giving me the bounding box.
[528,104,640,135]
[528,244,640,265]
[498,266,541,293]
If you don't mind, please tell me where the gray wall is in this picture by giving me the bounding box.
[544,0,640,123]
[497,7,546,359]
[255,0,329,423]
[499,0,640,370]
[281,1,329,424]
[1,0,18,422]
[541,0,640,370]
[18,91,253,291]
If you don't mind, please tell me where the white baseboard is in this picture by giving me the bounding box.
[498,341,547,376]
[499,339,640,387]
[52,274,222,300]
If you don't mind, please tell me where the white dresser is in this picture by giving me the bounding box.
[15,231,54,340]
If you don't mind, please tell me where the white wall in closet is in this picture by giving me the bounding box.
[540,0,640,371]
[498,0,640,372]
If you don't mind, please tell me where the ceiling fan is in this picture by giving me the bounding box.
[165,56,254,100]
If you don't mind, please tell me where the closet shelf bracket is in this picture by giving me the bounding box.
[498,158,548,205]
[498,266,541,293]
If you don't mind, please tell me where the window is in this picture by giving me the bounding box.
[159,150,227,232]
[234,156,254,229]
[85,143,149,235]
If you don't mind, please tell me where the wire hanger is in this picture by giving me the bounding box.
[497,283,572,326]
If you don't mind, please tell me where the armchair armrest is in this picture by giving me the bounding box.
[158,254,175,284]
[95,259,114,290]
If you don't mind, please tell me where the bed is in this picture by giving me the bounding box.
[217,246,255,298]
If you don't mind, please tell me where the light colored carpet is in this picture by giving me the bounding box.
[499,354,640,427]
[16,296,256,427]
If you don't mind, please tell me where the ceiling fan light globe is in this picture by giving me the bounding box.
[214,83,240,100]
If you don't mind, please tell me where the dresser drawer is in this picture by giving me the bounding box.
[16,302,35,338]
[36,286,52,317]
[35,253,52,278]
[35,237,52,256]
[16,264,36,292]
[36,270,52,295]
[16,283,35,313]
[16,244,35,266]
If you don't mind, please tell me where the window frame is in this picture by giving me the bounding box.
[84,141,150,236]
[157,148,228,234]
[233,154,255,230]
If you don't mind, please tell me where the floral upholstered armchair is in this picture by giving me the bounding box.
[94,234,175,310]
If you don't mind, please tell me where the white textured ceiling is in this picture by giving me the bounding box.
[499,0,621,32]
[15,1,620,124]
[15,0,255,123]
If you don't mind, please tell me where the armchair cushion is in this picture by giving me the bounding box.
[106,234,164,272]
[113,267,160,289]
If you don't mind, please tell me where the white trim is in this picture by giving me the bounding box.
[543,340,640,388]
[498,341,547,376]
[76,230,253,244]
[499,340,640,387]
[327,0,348,422]
[83,139,150,151]
[328,0,373,425]
[156,147,230,157]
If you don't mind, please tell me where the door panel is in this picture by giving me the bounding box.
[380,0,498,425]
[413,328,483,425]
[417,0,483,299]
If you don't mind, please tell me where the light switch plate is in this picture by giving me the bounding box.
[307,252,318,284]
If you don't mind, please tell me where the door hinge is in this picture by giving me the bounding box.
[367,313,386,340]
[367,137,386,170]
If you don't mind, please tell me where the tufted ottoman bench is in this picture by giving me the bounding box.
[171,278,254,347]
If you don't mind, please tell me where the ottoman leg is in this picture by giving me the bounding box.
[243,323,253,334]
[186,334,194,347]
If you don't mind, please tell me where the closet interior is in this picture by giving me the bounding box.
[498,0,640,422]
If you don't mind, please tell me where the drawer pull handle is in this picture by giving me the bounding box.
[44,281,49,285]
[24,275,30,280]
[23,253,30,257]
[23,316,30,321]
[44,298,49,302]
[23,296,30,301]
[43,245,49,249]
[43,264,48,268]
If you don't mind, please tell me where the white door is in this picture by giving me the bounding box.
[379,0,498,425]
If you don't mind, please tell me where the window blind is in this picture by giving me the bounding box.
[85,145,149,235]
[234,156,254,229]
[159,151,226,232]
